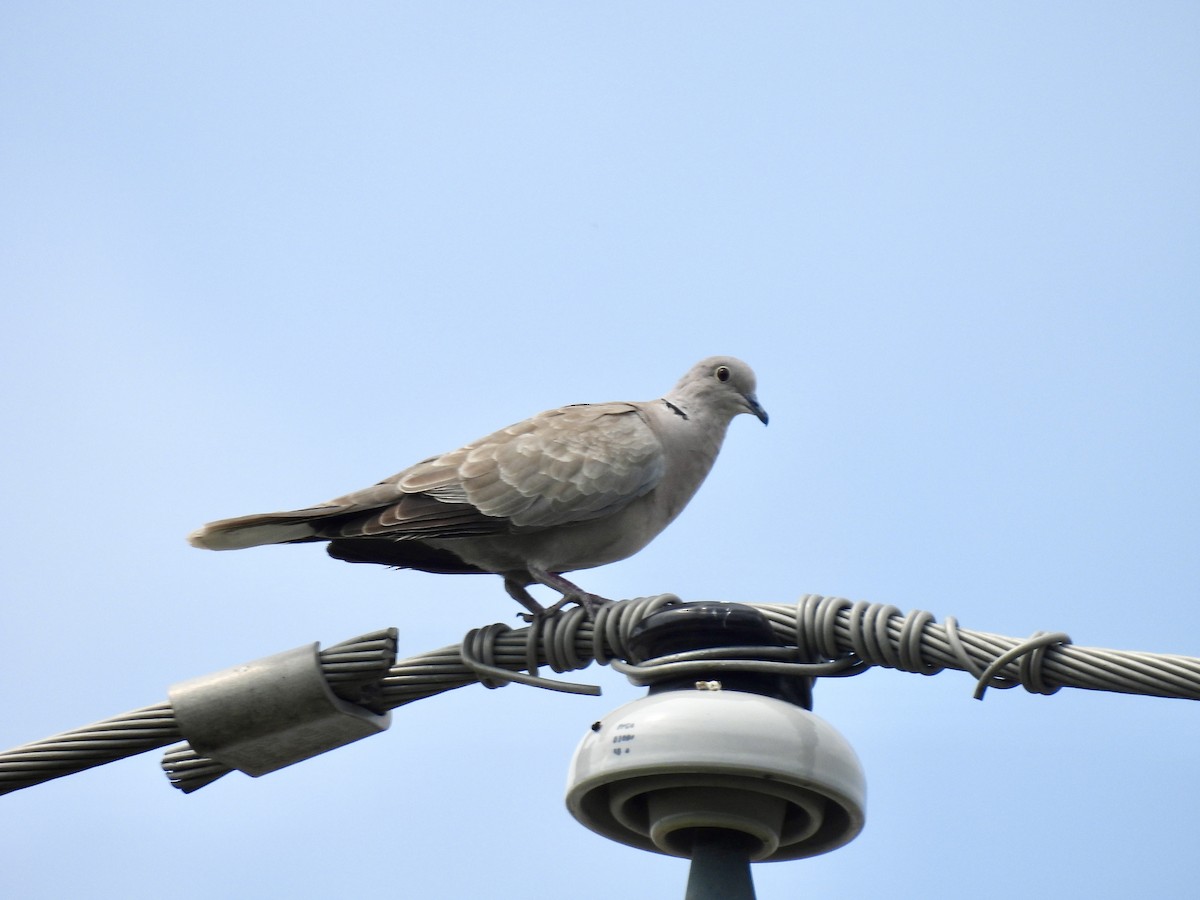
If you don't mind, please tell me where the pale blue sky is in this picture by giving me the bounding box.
[2,4,1198,898]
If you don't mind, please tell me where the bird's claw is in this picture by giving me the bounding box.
[516,591,611,624]
[572,592,612,621]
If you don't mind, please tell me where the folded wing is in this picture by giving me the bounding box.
[188,402,666,550]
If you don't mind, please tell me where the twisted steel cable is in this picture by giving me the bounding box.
[2,595,1197,797]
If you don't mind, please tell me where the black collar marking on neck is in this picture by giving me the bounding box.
[662,399,689,420]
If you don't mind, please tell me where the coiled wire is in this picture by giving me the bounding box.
[2,595,1198,797]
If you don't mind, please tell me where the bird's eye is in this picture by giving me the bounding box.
[715,365,731,383]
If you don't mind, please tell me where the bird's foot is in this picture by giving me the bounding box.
[510,570,613,622]
[515,592,611,624]
[549,590,611,621]
[505,578,548,621]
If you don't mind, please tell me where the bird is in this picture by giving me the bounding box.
[188,356,768,617]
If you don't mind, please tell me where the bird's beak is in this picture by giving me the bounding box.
[746,394,769,425]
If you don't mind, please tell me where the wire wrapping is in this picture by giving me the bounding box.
[2,595,1198,798]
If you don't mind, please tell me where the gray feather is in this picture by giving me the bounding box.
[187,356,767,609]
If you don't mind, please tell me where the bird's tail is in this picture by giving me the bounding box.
[187,507,340,550]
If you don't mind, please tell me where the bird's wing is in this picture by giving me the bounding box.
[188,402,665,548]
[327,401,666,538]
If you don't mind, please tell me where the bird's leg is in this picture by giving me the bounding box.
[504,573,576,624]
[504,576,547,619]
[527,567,612,620]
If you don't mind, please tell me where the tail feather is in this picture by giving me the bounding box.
[187,507,338,550]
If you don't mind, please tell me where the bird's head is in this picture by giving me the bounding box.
[670,356,768,425]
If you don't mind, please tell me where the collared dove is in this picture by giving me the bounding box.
[189,356,767,616]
